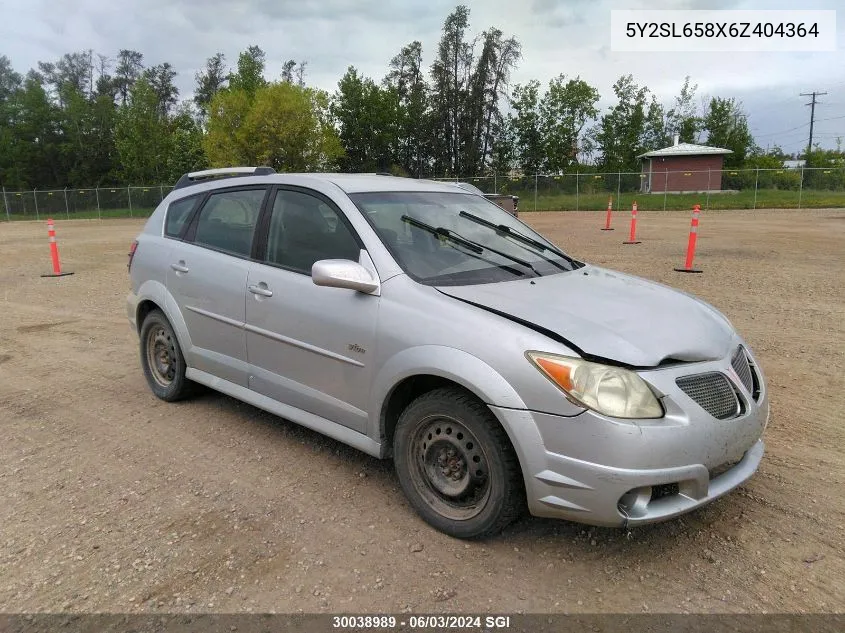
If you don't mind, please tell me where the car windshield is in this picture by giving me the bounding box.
[349,191,579,286]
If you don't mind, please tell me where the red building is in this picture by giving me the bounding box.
[639,137,732,193]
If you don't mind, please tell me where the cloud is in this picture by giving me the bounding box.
[0,0,843,154]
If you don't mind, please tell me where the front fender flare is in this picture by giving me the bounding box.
[369,345,529,455]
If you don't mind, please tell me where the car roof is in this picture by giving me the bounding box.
[274,173,465,194]
[174,168,467,196]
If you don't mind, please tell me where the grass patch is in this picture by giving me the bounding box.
[1,208,155,222]
[511,189,845,212]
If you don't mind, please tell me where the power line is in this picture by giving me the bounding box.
[753,121,809,138]
[800,90,827,154]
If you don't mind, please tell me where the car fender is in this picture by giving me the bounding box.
[370,345,531,456]
[133,279,194,355]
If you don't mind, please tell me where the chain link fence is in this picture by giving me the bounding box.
[433,166,845,212]
[2,167,844,221]
[0,185,171,221]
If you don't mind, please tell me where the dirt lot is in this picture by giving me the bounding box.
[0,209,843,615]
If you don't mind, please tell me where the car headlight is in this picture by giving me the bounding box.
[526,352,664,419]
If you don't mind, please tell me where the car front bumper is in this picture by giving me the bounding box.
[490,348,769,528]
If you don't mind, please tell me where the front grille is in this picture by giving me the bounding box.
[731,346,754,394]
[676,372,740,420]
[651,483,679,500]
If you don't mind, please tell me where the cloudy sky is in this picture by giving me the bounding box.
[1,0,843,155]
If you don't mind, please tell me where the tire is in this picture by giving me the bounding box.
[139,309,195,402]
[393,387,525,539]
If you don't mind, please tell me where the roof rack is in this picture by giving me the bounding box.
[173,166,276,190]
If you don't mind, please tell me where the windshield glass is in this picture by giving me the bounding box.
[349,191,578,286]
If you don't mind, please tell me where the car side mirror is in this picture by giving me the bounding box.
[311,259,380,294]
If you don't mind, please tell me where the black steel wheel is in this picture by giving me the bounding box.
[394,388,525,538]
[139,309,195,402]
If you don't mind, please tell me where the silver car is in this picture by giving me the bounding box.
[127,167,768,539]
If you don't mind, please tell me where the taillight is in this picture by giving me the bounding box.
[127,240,138,272]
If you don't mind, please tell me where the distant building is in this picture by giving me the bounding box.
[638,135,732,193]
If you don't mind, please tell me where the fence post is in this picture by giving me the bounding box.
[95,187,101,220]
[663,171,668,211]
[575,170,579,211]
[64,188,69,220]
[616,171,621,211]
[706,168,712,211]
[534,173,538,212]
[494,172,497,193]
[798,166,804,210]
[753,168,759,210]
[160,184,165,202]
[127,186,133,217]
[33,188,39,221]
[2,186,9,222]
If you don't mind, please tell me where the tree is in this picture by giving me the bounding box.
[228,46,266,96]
[205,81,343,171]
[333,66,396,172]
[539,75,599,172]
[194,53,227,118]
[114,49,144,106]
[665,76,700,143]
[594,74,650,173]
[114,77,171,183]
[384,41,429,176]
[702,97,752,168]
[510,80,543,173]
[143,63,178,117]
[281,60,297,83]
[166,105,207,181]
[430,5,472,174]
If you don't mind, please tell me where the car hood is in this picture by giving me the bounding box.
[435,266,735,367]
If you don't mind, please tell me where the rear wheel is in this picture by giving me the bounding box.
[393,388,525,538]
[139,309,195,402]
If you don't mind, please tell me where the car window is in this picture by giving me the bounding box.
[193,188,266,257]
[164,195,200,238]
[350,191,575,286]
[264,190,360,274]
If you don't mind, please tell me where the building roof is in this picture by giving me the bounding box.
[638,142,733,159]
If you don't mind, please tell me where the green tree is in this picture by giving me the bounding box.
[143,62,178,117]
[228,46,266,96]
[702,97,752,168]
[166,105,207,181]
[539,75,599,172]
[510,80,543,173]
[194,53,227,119]
[205,81,342,171]
[114,77,172,183]
[594,74,649,173]
[333,66,397,172]
[665,76,700,143]
[114,49,144,106]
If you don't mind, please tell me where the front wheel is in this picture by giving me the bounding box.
[393,388,525,538]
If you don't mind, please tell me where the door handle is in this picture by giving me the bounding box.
[170,261,189,273]
[248,283,273,297]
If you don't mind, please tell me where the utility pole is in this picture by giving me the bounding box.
[800,91,827,157]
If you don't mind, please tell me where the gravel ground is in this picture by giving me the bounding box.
[0,208,843,615]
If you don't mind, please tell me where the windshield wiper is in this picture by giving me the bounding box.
[401,215,539,276]
[458,210,580,270]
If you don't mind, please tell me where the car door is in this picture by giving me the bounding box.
[244,187,379,433]
[167,186,268,387]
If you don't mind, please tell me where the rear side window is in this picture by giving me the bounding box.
[164,196,199,238]
[193,188,266,257]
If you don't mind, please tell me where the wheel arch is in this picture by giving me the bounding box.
[371,346,529,460]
